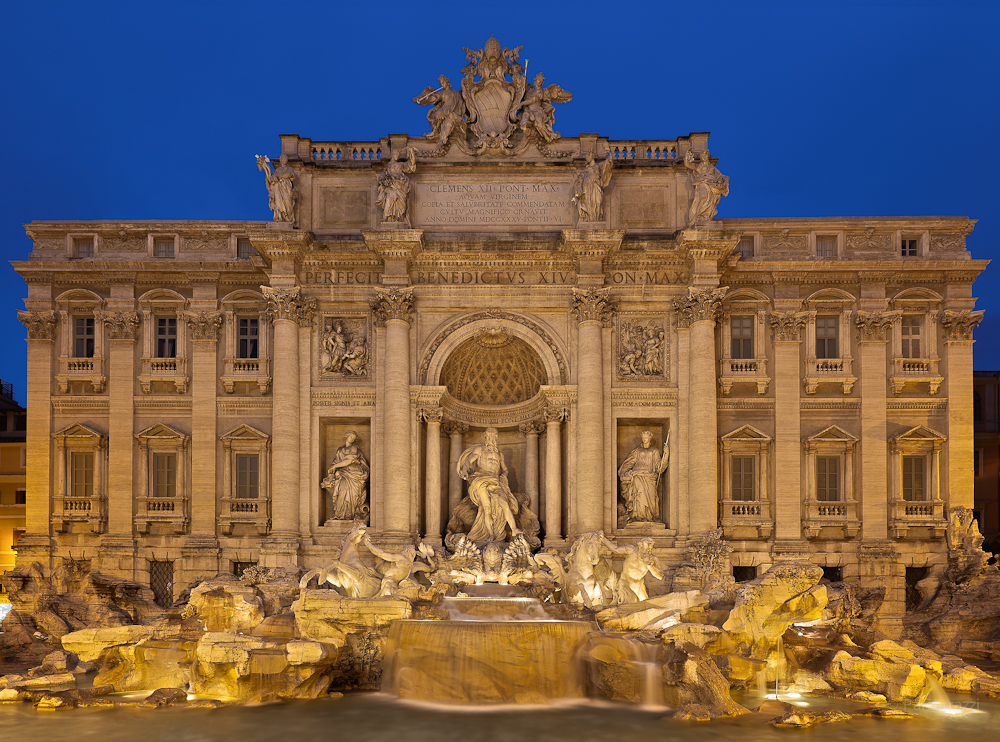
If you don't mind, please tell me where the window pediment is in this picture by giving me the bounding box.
[136,423,188,444]
[54,422,105,442]
[221,424,270,443]
[893,425,945,443]
[806,425,857,444]
[721,424,771,442]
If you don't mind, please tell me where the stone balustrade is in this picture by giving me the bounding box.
[889,499,947,539]
[719,498,773,540]
[802,499,860,540]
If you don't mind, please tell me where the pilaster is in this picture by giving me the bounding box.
[941,309,983,508]
[771,310,807,541]
[856,310,894,540]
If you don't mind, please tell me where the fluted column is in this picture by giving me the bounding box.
[262,286,314,555]
[422,407,443,544]
[571,289,616,534]
[443,420,468,515]
[674,287,725,534]
[371,288,415,535]
[544,406,566,545]
[519,420,543,515]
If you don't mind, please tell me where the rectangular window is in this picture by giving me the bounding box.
[901,316,921,358]
[734,237,754,259]
[731,316,754,359]
[237,238,256,260]
[815,316,839,359]
[156,317,177,358]
[15,489,26,505]
[902,456,926,501]
[816,235,837,258]
[901,238,918,257]
[153,453,177,498]
[232,561,257,578]
[236,454,259,499]
[71,452,94,498]
[816,456,840,501]
[238,318,259,359]
[731,456,755,501]
[73,238,94,259]
[74,316,95,358]
[153,238,175,258]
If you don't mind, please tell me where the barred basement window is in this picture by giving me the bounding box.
[733,566,756,582]
[149,560,174,608]
[821,566,843,582]
[232,561,257,578]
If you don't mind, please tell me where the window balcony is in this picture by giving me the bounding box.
[138,357,189,394]
[221,357,272,394]
[719,499,773,539]
[802,499,860,539]
[889,499,947,539]
[51,495,106,534]
[889,357,943,395]
[218,496,271,536]
[803,358,856,394]
[56,357,106,393]
[134,496,188,534]
[718,358,769,395]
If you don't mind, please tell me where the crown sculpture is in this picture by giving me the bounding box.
[413,35,573,157]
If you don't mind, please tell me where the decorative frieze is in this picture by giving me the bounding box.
[320,317,369,378]
[940,309,983,341]
[102,231,145,252]
[183,234,228,251]
[846,228,891,251]
[930,233,966,252]
[100,311,140,341]
[761,230,807,251]
[769,311,807,342]
[571,288,617,326]
[855,310,897,342]
[18,310,57,340]
[370,288,415,326]
[610,388,678,408]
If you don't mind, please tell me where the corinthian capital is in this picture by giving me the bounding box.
[940,309,984,341]
[673,286,726,328]
[370,288,415,326]
[855,310,898,343]
[100,311,140,341]
[185,311,224,341]
[262,285,315,326]
[571,288,617,326]
[769,311,807,342]
[17,310,57,340]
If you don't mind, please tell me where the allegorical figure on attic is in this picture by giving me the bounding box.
[572,152,614,222]
[684,149,729,225]
[376,147,417,223]
[517,73,572,143]
[255,153,297,223]
[413,75,467,146]
[618,430,669,524]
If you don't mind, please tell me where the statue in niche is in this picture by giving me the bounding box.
[376,147,417,223]
[618,430,669,524]
[255,154,297,223]
[517,73,572,143]
[322,319,368,377]
[572,153,614,222]
[321,431,370,522]
[445,427,541,550]
[413,76,467,146]
[299,523,380,598]
[684,149,729,225]
[609,537,663,604]
[619,320,665,378]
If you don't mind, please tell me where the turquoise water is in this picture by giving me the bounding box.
[0,692,996,742]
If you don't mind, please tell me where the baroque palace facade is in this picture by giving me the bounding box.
[13,38,987,619]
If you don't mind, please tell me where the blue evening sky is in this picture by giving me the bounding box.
[1,1,997,402]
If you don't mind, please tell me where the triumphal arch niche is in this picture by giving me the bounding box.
[14,34,987,611]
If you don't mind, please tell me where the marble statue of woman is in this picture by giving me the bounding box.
[618,430,669,524]
[255,153,297,223]
[684,149,729,225]
[322,431,370,521]
[376,147,417,222]
[572,153,614,222]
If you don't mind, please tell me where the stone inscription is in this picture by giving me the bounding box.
[412,182,574,227]
[414,270,574,285]
[301,269,673,286]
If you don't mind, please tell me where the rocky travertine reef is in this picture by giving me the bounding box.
[1,514,998,717]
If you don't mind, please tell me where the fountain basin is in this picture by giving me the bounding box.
[382,619,596,704]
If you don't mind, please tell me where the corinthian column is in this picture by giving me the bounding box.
[262,286,315,561]
[674,287,725,534]
[442,420,468,517]
[371,288,415,535]
[571,289,616,534]
[421,407,444,544]
[519,420,543,515]
[544,406,566,545]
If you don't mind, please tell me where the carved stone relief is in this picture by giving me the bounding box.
[931,233,967,252]
[183,234,228,251]
[102,231,146,252]
[186,311,223,341]
[321,317,369,378]
[940,309,984,341]
[262,286,315,326]
[846,228,891,252]
[855,310,897,342]
[17,310,57,340]
[370,288,414,326]
[100,311,140,341]
[770,311,807,342]
[571,288,617,326]
[672,287,726,328]
[761,231,808,252]
[617,316,667,381]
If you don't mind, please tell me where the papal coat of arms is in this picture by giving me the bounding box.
[413,36,572,156]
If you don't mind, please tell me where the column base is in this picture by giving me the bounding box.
[179,537,222,590]
[259,534,301,572]
[421,535,443,548]
[11,533,54,570]
[97,535,140,581]
[770,539,810,561]
[543,536,567,549]
[369,531,417,550]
